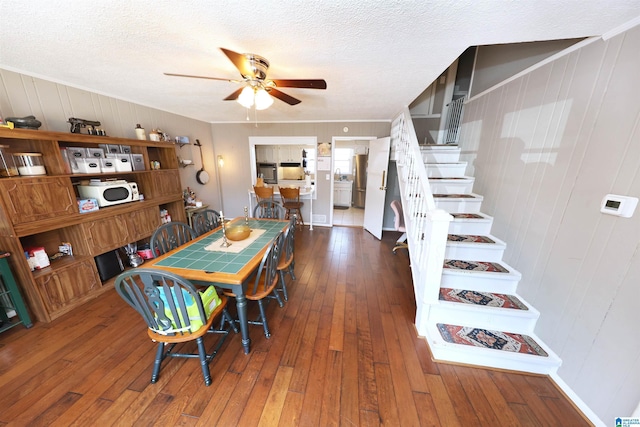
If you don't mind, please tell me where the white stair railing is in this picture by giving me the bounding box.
[443,96,465,144]
[391,108,452,335]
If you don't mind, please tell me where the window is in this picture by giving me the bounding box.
[334,148,353,175]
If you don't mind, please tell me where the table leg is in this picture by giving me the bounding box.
[234,291,251,354]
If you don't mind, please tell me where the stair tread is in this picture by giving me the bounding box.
[436,323,549,357]
[443,259,512,274]
[434,193,482,199]
[439,288,528,310]
[447,234,503,244]
[429,176,474,181]
[450,213,489,220]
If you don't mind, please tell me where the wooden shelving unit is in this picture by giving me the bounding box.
[0,128,186,322]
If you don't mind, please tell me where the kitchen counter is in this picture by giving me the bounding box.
[248,185,315,230]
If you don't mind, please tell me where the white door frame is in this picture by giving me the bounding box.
[330,136,378,226]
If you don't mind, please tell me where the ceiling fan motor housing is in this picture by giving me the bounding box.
[243,54,269,80]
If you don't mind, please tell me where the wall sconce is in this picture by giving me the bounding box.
[217,155,224,168]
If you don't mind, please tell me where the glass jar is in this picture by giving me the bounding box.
[13,153,47,176]
[0,145,19,177]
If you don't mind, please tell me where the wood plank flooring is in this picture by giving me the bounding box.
[0,226,591,426]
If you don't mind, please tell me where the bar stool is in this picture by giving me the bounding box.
[254,185,274,204]
[0,252,33,333]
[279,187,304,227]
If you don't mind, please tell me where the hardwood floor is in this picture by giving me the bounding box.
[0,226,591,426]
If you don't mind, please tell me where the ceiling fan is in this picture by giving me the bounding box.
[164,48,327,109]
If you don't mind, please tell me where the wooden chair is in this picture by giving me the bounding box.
[390,200,408,254]
[150,222,197,257]
[114,269,236,386]
[192,209,221,236]
[223,231,284,338]
[253,200,286,219]
[276,216,297,302]
[254,185,274,203]
[279,187,304,227]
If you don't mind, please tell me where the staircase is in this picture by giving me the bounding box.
[419,145,561,375]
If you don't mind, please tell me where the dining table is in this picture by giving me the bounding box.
[144,217,288,354]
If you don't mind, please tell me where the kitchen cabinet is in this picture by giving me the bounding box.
[334,181,353,207]
[0,127,186,322]
[256,145,278,163]
[278,145,303,163]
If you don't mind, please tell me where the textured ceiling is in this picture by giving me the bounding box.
[1,0,639,123]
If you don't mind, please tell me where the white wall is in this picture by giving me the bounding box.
[471,39,583,97]
[459,25,640,422]
[209,123,390,224]
[0,68,220,210]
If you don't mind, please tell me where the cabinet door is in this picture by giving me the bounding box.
[0,177,75,225]
[152,170,182,198]
[82,215,131,255]
[127,206,161,241]
[35,259,99,314]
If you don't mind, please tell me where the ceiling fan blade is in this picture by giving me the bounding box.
[223,88,244,101]
[163,72,236,82]
[220,48,255,78]
[271,79,327,89]
[269,88,301,105]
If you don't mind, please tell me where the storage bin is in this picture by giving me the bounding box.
[99,144,121,154]
[85,147,105,159]
[106,153,132,172]
[13,153,47,176]
[0,145,19,177]
[131,154,145,170]
[74,158,101,174]
[99,158,116,173]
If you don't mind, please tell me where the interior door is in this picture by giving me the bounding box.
[363,137,391,240]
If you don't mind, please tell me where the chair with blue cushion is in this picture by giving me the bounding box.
[114,268,236,386]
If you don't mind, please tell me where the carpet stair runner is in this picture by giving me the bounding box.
[421,145,561,374]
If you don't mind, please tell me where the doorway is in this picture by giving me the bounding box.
[331,138,371,227]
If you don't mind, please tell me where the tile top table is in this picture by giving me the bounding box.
[145,218,288,353]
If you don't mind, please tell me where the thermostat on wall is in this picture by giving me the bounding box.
[600,194,638,218]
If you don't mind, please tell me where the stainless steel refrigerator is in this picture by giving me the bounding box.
[352,154,368,208]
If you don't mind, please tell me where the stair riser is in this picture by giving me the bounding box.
[429,303,538,332]
[434,199,482,213]
[426,163,467,178]
[440,272,519,294]
[429,181,474,194]
[427,342,560,375]
[445,244,505,262]
[448,220,493,235]
[421,150,461,163]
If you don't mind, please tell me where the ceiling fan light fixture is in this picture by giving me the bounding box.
[237,86,255,108]
[254,88,273,110]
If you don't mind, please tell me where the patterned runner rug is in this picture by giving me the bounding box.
[447,234,495,243]
[439,288,527,310]
[437,323,548,357]
[450,213,484,219]
[443,259,509,273]
[433,194,475,198]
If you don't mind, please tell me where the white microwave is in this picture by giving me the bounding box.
[77,180,139,207]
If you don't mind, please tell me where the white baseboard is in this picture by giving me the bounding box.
[550,372,605,427]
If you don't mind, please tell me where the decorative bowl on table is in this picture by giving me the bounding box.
[225,224,251,241]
